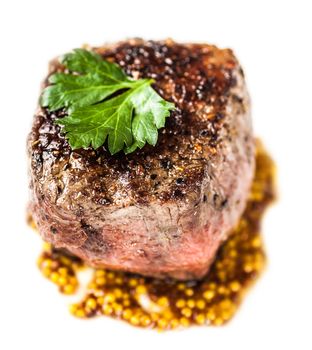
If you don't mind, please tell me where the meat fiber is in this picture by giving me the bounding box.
[27,39,255,280]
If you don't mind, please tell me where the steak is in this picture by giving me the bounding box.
[27,39,255,280]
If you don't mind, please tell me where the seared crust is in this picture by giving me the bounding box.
[28,39,255,280]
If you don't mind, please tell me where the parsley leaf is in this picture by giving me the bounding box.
[40,48,175,154]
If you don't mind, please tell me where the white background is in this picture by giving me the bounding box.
[0,0,311,349]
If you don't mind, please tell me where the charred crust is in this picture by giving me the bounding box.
[80,221,109,255]
[28,39,245,207]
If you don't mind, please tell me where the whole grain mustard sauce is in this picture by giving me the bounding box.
[30,141,275,330]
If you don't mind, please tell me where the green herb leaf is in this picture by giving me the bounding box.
[40,48,175,154]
